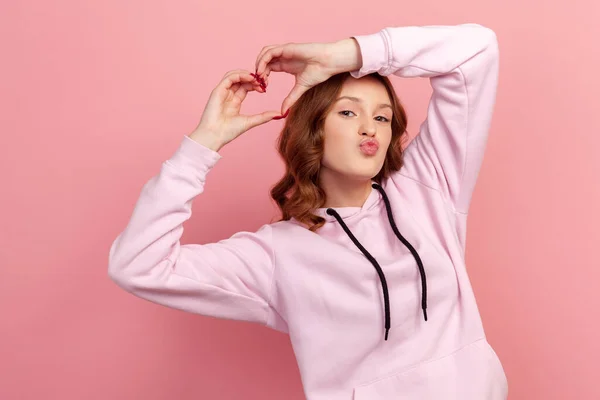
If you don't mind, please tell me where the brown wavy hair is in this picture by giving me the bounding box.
[270,72,408,232]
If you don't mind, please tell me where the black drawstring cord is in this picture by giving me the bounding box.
[326,208,392,340]
[325,183,429,341]
[372,183,428,322]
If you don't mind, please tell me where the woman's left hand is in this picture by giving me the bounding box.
[254,38,363,115]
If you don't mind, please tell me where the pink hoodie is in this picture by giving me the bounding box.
[108,23,507,399]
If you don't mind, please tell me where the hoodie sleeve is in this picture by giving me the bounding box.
[350,24,499,214]
[108,135,276,326]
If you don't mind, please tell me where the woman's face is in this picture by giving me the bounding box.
[321,76,393,182]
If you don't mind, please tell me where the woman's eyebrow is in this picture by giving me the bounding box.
[335,96,392,110]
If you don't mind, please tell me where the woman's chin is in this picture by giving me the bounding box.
[342,167,382,182]
[322,159,383,182]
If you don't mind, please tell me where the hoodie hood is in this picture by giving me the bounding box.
[314,180,382,223]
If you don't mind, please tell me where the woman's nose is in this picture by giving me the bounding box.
[360,118,377,137]
[360,126,377,137]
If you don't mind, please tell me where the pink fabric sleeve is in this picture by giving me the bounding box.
[351,24,500,214]
[108,135,276,325]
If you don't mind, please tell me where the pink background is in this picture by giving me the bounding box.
[2,0,599,399]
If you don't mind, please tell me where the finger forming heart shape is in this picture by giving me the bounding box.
[251,72,289,120]
[250,73,267,91]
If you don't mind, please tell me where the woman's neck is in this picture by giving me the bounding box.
[320,172,373,208]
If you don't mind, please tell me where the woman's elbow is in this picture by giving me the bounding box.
[107,239,137,292]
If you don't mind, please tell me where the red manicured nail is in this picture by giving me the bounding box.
[272,109,290,120]
[251,72,263,83]
[251,73,267,91]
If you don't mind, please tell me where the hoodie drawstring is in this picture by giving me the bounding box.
[326,183,428,341]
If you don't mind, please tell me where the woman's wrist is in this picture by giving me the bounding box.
[188,128,224,153]
[329,38,363,74]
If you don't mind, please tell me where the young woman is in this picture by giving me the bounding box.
[109,23,506,399]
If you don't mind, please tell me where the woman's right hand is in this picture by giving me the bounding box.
[254,39,362,115]
[189,69,282,152]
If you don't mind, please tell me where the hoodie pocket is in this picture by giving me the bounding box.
[353,339,508,400]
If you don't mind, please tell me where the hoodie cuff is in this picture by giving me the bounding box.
[167,135,223,181]
[349,29,391,78]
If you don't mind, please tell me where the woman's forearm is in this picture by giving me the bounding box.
[330,38,363,74]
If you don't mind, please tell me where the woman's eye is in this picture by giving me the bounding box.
[339,110,390,122]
